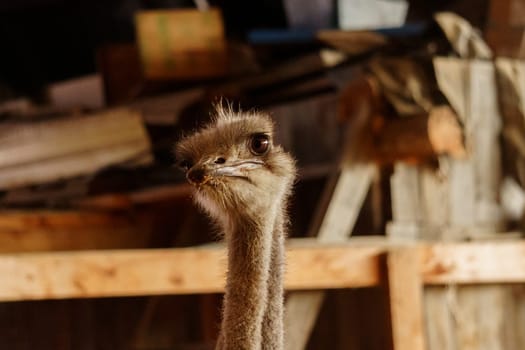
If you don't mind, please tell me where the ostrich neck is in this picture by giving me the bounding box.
[217,197,287,350]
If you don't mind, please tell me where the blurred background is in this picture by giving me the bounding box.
[0,0,524,349]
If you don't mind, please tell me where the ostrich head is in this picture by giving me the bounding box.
[175,106,296,225]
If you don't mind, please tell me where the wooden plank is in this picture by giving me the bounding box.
[0,239,385,302]
[459,60,505,350]
[317,164,376,242]
[0,239,525,302]
[0,109,147,168]
[317,30,387,55]
[0,108,152,189]
[372,106,466,163]
[420,240,525,284]
[468,61,504,233]
[0,210,155,252]
[423,287,457,350]
[390,163,421,224]
[0,141,151,189]
[454,286,508,350]
[387,248,427,350]
[419,167,449,238]
[433,58,467,122]
[283,292,324,350]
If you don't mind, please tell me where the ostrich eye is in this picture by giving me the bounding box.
[178,159,193,172]
[249,134,270,155]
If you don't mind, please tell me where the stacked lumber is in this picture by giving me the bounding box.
[0,108,152,190]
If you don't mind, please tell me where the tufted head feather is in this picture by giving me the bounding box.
[174,105,296,224]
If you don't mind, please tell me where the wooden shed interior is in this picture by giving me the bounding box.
[1,0,525,349]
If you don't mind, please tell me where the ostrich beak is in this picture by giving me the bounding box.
[214,161,264,176]
[186,160,264,186]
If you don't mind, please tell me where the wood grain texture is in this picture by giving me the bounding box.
[0,239,385,302]
[387,248,427,350]
[0,210,155,252]
[420,240,525,284]
[1,238,525,302]
[0,108,152,189]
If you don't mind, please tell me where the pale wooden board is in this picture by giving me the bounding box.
[0,141,151,189]
[390,163,421,222]
[497,58,525,348]
[419,166,448,238]
[0,109,147,168]
[468,61,504,231]
[460,61,506,350]
[420,240,525,284]
[284,292,324,350]
[0,108,152,189]
[387,248,427,350]
[423,287,457,350]
[0,240,385,302]
[433,58,467,121]
[447,159,476,232]
[454,286,508,350]
[317,164,376,242]
[427,59,510,350]
[0,239,525,300]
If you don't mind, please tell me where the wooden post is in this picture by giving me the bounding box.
[387,248,426,350]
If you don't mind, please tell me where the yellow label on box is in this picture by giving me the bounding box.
[135,8,227,79]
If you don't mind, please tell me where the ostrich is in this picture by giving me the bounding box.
[175,106,296,350]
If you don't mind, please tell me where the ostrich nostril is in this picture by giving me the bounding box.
[187,167,207,185]
[215,157,226,164]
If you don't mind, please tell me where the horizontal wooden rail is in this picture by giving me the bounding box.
[0,237,523,302]
[0,238,386,302]
[420,240,525,285]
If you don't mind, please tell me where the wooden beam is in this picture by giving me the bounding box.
[387,248,427,350]
[420,240,525,285]
[317,30,387,55]
[1,239,524,302]
[0,239,385,302]
[0,210,155,252]
[372,106,466,163]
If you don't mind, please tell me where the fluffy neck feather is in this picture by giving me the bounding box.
[211,181,290,350]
